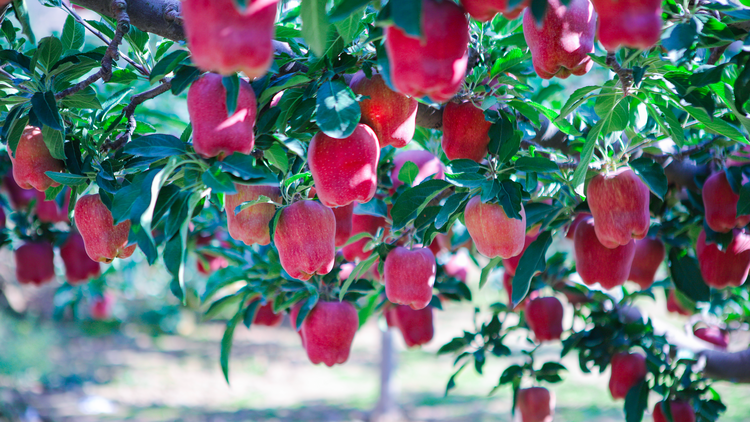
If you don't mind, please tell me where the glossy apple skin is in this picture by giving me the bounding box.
[574,217,636,289]
[182,0,277,79]
[35,190,70,223]
[300,301,359,367]
[591,0,662,51]
[3,174,37,209]
[525,296,564,342]
[667,290,692,316]
[503,232,539,276]
[60,231,101,284]
[384,0,469,102]
[384,247,436,310]
[460,0,529,21]
[442,101,492,162]
[696,229,750,288]
[341,213,388,262]
[653,400,695,422]
[8,126,65,191]
[225,184,281,246]
[517,387,555,422]
[308,124,380,208]
[628,237,665,289]
[275,200,336,281]
[702,172,750,233]
[464,196,526,259]
[349,71,418,149]
[15,241,55,286]
[694,326,729,350]
[187,73,257,159]
[523,0,597,79]
[331,203,354,247]
[389,305,434,348]
[587,167,651,248]
[391,150,445,191]
[74,194,136,263]
[609,352,647,399]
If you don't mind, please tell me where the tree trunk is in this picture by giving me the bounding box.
[370,328,407,422]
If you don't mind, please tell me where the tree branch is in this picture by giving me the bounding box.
[606,52,633,96]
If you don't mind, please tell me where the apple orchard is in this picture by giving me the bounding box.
[2,0,750,420]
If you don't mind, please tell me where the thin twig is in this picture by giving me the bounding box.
[606,52,634,97]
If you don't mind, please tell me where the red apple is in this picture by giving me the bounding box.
[187,72,257,159]
[441,100,492,162]
[464,195,526,259]
[517,387,555,422]
[590,0,662,51]
[384,0,469,102]
[653,400,695,422]
[696,229,750,288]
[251,300,284,327]
[331,203,355,247]
[3,173,37,209]
[275,200,336,280]
[391,150,445,191]
[60,231,101,284]
[349,70,418,149]
[666,290,692,316]
[460,0,529,21]
[503,231,539,276]
[628,237,665,289]
[587,167,650,248]
[0,207,5,229]
[308,124,380,208]
[565,212,591,240]
[225,183,281,246]
[15,240,55,285]
[90,293,115,321]
[341,212,388,262]
[427,232,451,257]
[523,0,597,79]
[300,301,359,366]
[609,352,647,399]
[574,217,636,289]
[384,246,436,310]
[74,194,136,263]
[197,252,229,275]
[181,0,277,79]
[694,326,729,350]
[503,272,527,311]
[35,190,70,223]
[525,296,564,342]
[702,171,750,233]
[444,252,469,283]
[391,305,434,348]
[7,126,65,191]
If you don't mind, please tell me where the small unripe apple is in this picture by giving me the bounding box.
[517,387,555,422]
[525,296,564,342]
[35,190,70,223]
[390,305,434,348]
[309,124,380,207]
[300,300,359,366]
[8,126,65,191]
[666,290,692,316]
[187,73,257,159]
[341,212,388,262]
[574,217,636,289]
[628,237,665,289]
[349,70,418,149]
[384,246,436,310]
[441,100,492,162]
[652,400,695,422]
[460,0,529,21]
[74,194,136,263]
[694,326,729,350]
[60,231,101,284]
[15,240,56,285]
[609,352,647,399]
[225,183,281,246]
[90,293,115,321]
[275,200,336,280]
[587,167,650,248]
[503,231,539,276]
[590,0,662,51]
[696,229,750,288]
[702,171,750,233]
[464,196,526,259]
[390,150,445,191]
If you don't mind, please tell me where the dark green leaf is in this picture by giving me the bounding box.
[202,164,238,194]
[630,157,668,200]
[150,49,189,83]
[31,91,63,130]
[624,380,649,422]
[220,306,245,384]
[511,231,552,308]
[315,80,360,139]
[668,248,710,302]
[41,125,65,160]
[61,15,85,52]
[301,0,329,57]
[514,157,558,173]
[171,66,201,95]
[391,179,451,230]
[222,74,241,116]
[123,134,187,158]
[35,37,62,72]
[391,0,422,37]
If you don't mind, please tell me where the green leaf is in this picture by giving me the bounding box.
[31,91,63,131]
[45,172,88,186]
[339,254,378,301]
[662,19,697,56]
[61,15,85,52]
[668,248,710,302]
[217,153,277,182]
[654,104,685,148]
[435,193,468,230]
[203,267,249,302]
[391,179,451,230]
[171,66,201,95]
[683,105,745,141]
[479,257,502,290]
[202,164,237,194]
[334,14,361,44]
[59,86,102,109]
[514,157,558,173]
[354,198,388,218]
[301,0,329,57]
[329,0,370,22]
[624,380,649,422]
[222,74,240,117]
[571,120,602,197]
[234,195,277,214]
[122,134,187,158]
[738,184,750,217]
[41,125,65,160]
[397,160,419,187]
[264,142,289,173]
[220,305,246,384]
[12,0,35,45]
[392,0,422,37]
[315,80,360,139]
[511,231,552,308]
[630,157,668,200]
[258,74,312,104]
[496,180,524,220]
[243,298,261,329]
[150,49,189,83]
[35,37,63,73]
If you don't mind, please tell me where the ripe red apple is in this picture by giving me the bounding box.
[522,0,597,79]
[441,100,492,162]
[587,167,650,248]
[525,296,564,342]
[590,0,662,51]
[250,300,284,327]
[60,231,101,284]
[197,252,229,275]
[331,203,354,247]
[15,240,55,285]
[666,290,692,316]
[460,0,529,21]
[696,229,750,288]
[275,200,336,280]
[574,217,636,289]
[35,190,70,223]
[444,252,469,283]
[181,0,277,79]
[225,183,281,246]
[8,126,65,191]
[391,150,445,191]
[702,171,750,233]
[609,352,647,399]
[628,237,665,289]
[300,300,359,366]
[464,196,526,259]
[3,173,37,209]
[187,72,257,159]
[308,124,380,207]
[341,212,388,262]
[349,70,418,149]
[384,246,436,310]
[90,293,115,320]
[517,387,555,422]
[428,232,451,257]
[653,400,695,422]
[384,0,469,102]
[0,207,5,229]
[74,194,136,263]
[694,326,729,350]
[390,305,434,348]
[565,212,591,240]
[503,231,539,276]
